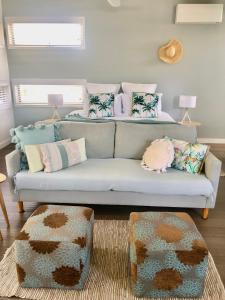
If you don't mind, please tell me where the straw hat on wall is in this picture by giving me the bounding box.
[159,39,183,64]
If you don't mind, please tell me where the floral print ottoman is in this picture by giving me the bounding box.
[15,205,94,289]
[129,212,208,298]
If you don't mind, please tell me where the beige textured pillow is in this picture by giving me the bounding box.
[142,139,174,173]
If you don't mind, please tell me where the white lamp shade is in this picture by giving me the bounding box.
[107,0,121,7]
[179,95,197,108]
[48,94,63,107]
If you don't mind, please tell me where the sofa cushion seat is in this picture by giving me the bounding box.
[15,159,213,197]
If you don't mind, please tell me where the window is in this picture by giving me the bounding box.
[13,80,87,106]
[5,17,85,48]
[0,85,11,109]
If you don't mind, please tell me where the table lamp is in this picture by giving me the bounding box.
[48,94,63,120]
[179,95,197,124]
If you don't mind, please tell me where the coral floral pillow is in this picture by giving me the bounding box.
[166,137,209,174]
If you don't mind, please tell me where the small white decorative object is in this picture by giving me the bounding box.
[179,95,197,124]
[107,0,121,7]
[48,94,64,120]
[142,139,175,173]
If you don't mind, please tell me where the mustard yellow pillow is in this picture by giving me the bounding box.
[25,139,71,173]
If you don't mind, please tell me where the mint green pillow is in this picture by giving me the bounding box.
[10,124,61,170]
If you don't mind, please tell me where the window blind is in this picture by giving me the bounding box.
[14,84,85,106]
[6,18,85,48]
[0,86,8,106]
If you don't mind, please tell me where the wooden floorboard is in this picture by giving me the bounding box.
[0,144,225,297]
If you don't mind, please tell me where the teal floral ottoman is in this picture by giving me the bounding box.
[129,212,208,298]
[15,205,94,289]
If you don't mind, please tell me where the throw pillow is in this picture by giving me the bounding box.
[121,82,157,95]
[121,92,163,117]
[11,124,56,151]
[131,92,159,118]
[69,94,122,119]
[142,139,174,173]
[84,83,120,117]
[40,138,87,173]
[10,124,61,170]
[166,137,209,174]
[87,83,120,94]
[88,93,114,118]
[25,139,71,173]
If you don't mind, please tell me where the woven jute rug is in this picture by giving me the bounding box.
[0,220,225,300]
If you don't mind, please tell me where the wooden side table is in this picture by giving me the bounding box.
[35,118,60,126]
[178,121,201,127]
[0,174,10,240]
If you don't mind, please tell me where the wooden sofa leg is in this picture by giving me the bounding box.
[17,201,24,213]
[202,208,209,220]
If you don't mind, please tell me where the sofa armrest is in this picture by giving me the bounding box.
[204,152,222,206]
[5,150,21,190]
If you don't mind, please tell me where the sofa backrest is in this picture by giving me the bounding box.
[114,122,197,159]
[58,121,115,158]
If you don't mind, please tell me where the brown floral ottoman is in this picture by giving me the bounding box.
[129,212,208,298]
[15,205,94,289]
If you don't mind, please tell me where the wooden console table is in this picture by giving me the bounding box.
[0,174,10,240]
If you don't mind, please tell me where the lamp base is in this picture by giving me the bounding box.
[180,108,192,124]
[51,107,61,120]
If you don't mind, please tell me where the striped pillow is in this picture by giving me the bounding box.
[25,139,71,173]
[40,138,87,173]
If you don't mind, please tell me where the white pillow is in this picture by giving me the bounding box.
[114,94,123,116]
[87,83,120,94]
[121,92,163,117]
[70,96,123,118]
[121,82,157,95]
[142,139,174,173]
[156,93,163,112]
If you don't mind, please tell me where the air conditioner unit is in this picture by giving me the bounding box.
[176,4,224,24]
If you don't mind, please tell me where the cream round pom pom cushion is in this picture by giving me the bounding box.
[142,139,174,173]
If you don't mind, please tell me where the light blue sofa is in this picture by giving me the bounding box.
[6,121,221,219]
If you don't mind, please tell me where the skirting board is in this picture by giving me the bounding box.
[0,138,11,150]
[198,138,225,144]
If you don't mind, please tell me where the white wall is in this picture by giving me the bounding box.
[0,0,14,149]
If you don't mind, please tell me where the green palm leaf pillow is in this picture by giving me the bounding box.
[88,93,114,118]
[165,137,209,174]
[131,92,159,118]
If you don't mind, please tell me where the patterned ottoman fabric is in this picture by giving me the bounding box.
[129,212,208,298]
[15,205,94,289]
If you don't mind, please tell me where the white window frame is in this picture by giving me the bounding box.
[5,17,85,49]
[12,79,87,108]
[0,82,12,110]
